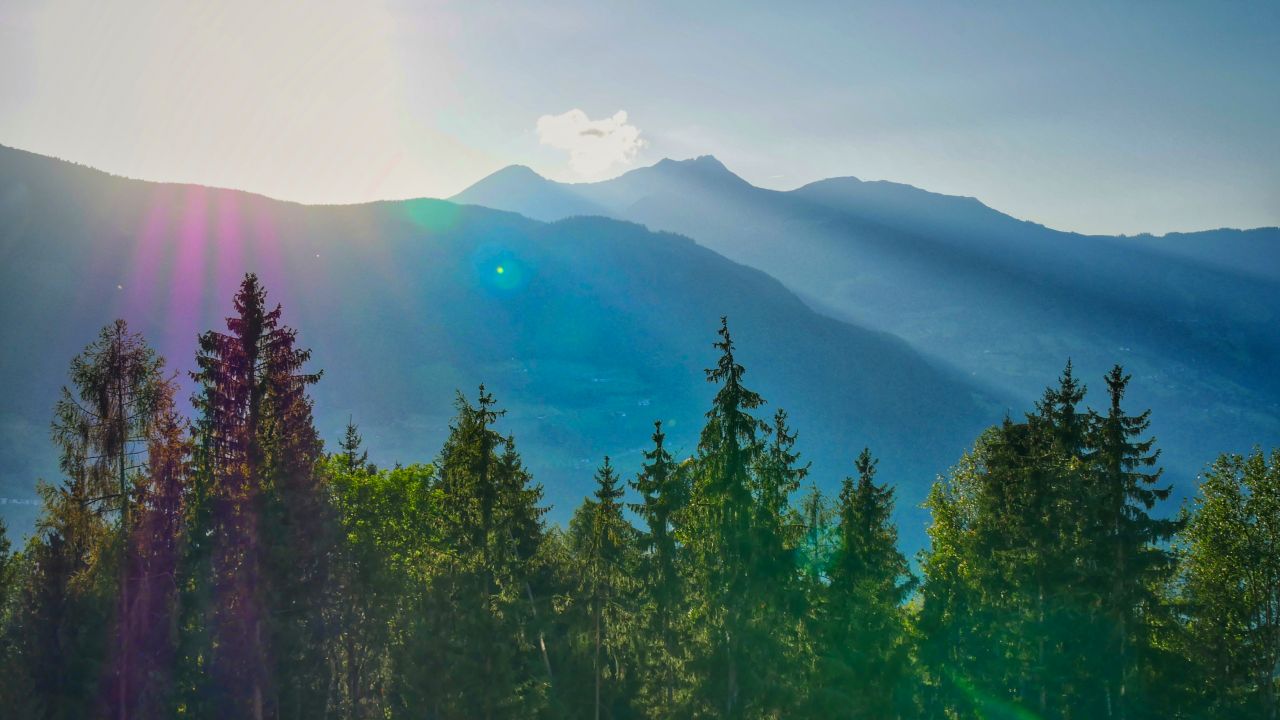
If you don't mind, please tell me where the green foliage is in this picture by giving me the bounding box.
[326,440,436,719]
[1178,447,1280,719]
[679,318,778,718]
[3,294,1273,720]
[812,448,914,718]
[629,421,690,715]
[391,387,552,719]
[559,457,640,719]
[916,364,1193,720]
[185,273,335,719]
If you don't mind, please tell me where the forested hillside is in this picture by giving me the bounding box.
[454,156,1280,507]
[0,275,1274,719]
[0,145,994,541]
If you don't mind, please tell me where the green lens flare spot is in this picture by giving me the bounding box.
[496,265,505,275]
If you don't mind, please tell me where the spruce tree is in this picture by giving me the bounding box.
[326,420,394,718]
[339,418,371,472]
[577,457,634,720]
[748,408,808,711]
[328,449,435,719]
[1023,363,1093,714]
[20,470,113,720]
[680,317,768,718]
[122,381,190,718]
[51,319,170,720]
[0,517,20,713]
[816,448,913,718]
[1084,365,1178,719]
[188,273,332,719]
[402,387,550,719]
[629,421,688,714]
[796,481,834,592]
[918,364,1108,719]
[917,441,987,718]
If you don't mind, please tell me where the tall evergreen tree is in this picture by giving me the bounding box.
[680,317,768,718]
[188,273,332,719]
[814,448,913,718]
[0,517,22,712]
[121,381,190,718]
[327,419,389,719]
[918,365,1111,718]
[339,419,371,472]
[572,457,635,720]
[400,387,550,719]
[916,441,987,718]
[629,421,688,714]
[796,482,834,593]
[1084,365,1178,719]
[328,446,434,720]
[747,409,808,711]
[51,319,169,720]
[1022,363,1093,714]
[20,469,114,719]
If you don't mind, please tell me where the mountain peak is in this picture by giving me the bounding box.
[641,155,749,187]
[654,155,730,173]
[658,154,726,168]
[451,163,604,221]
[487,164,547,182]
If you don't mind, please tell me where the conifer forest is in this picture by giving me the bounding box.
[0,273,1274,720]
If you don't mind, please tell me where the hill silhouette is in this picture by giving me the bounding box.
[0,145,996,547]
[455,156,1280,509]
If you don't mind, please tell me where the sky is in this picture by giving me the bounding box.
[1,0,1276,235]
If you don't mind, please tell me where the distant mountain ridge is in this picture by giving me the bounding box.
[454,156,1280,508]
[0,145,997,549]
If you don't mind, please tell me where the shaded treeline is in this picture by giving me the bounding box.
[0,274,1275,720]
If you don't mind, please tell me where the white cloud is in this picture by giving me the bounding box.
[536,109,645,178]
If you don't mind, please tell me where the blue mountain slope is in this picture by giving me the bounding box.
[453,157,1280,507]
[0,145,996,549]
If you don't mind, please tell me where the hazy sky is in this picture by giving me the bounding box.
[2,0,1276,234]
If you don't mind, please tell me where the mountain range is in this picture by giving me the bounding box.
[1,145,1275,549]
[455,155,1280,511]
[0,145,1000,548]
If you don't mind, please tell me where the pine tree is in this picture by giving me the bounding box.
[917,365,1104,718]
[1084,365,1178,719]
[0,517,22,713]
[327,419,389,719]
[916,441,987,718]
[51,319,170,720]
[188,273,331,719]
[816,448,913,718]
[339,418,371,472]
[629,421,688,714]
[576,457,635,720]
[1023,363,1093,714]
[796,481,834,593]
[680,317,768,718]
[20,470,114,719]
[400,387,550,719]
[122,381,190,718]
[747,408,808,711]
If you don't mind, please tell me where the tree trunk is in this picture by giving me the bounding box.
[524,580,553,683]
[347,633,360,719]
[595,599,602,720]
[117,372,130,720]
